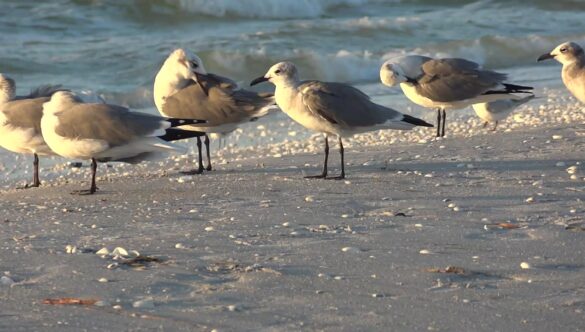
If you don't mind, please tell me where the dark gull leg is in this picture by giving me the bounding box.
[71,158,98,195]
[326,137,345,180]
[19,153,41,189]
[483,121,488,129]
[436,108,441,137]
[441,109,446,137]
[305,135,328,179]
[204,134,212,171]
[181,137,204,175]
[492,121,498,132]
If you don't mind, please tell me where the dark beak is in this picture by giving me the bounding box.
[193,71,209,96]
[250,76,268,86]
[537,52,554,62]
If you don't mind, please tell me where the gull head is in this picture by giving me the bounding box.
[163,48,208,83]
[0,73,16,102]
[250,61,299,87]
[379,60,409,87]
[43,91,83,114]
[538,42,584,65]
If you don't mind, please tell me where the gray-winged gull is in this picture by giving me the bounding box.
[538,41,585,103]
[250,61,432,180]
[41,91,207,194]
[154,48,276,174]
[0,73,65,188]
[380,55,533,137]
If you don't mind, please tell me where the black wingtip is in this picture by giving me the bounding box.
[166,118,208,127]
[158,128,205,142]
[402,114,434,127]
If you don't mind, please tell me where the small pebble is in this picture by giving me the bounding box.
[175,243,186,249]
[227,304,239,312]
[567,166,578,174]
[282,222,291,227]
[341,214,350,218]
[65,245,77,254]
[98,278,109,283]
[111,247,129,257]
[304,196,315,202]
[133,297,155,309]
[96,247,109,256]
[556,161,566,167]
[204,226,215,232]
[372,293,384,298]
[552,135,563,140]
[0,276,15,286]
[341,247,361,253]
[334,276,344,280]
[520,262,531,269]
[525,197,534,203]
[419,249,431,255]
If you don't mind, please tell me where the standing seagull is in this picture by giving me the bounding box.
[41,91,207,195]
[472,94,535,131]
[537,42,585,103]
[0,74,64,188]
[380,56,533,137]
[250,62,433,179]
[154,49,276,174]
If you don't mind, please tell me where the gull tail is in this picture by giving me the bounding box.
[402,114,434,127]
[484,83,534,95]
[158,128,205,142]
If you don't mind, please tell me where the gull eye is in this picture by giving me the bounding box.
[190,61,199,68]
[560,47,568,53]
[275,69,281,74]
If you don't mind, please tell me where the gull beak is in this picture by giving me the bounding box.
[193,71,209,96]
[537,52,554,62]
[250,76,269,86]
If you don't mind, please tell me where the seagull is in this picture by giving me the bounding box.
[154,48,276,174]
[0,73,65,188]
[380,55,533,137]
[537,41,585,103]
[41,91,207,195]
[250,61,433,179]
[472,94,535,131]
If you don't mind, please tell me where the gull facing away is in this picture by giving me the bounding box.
[0,74,65,188]
[380,55,533,137]
[537,41,585,103]
[154,49,276,174]
[250,62,433,180]
[41,91,207,195]
[472,94,535,131]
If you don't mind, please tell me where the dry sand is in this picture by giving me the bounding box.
[1,92,585,331]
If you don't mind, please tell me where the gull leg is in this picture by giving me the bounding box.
[71,158,98,195]
[492,121,498,132]
[483,121,489,129]
[327,137,345,180]
[18,153,41,189]
[32,153,40,187]
[305,135,328,179]
[182,136,204,175]
[441,109,446,137]
[436,108,441,137]
[204,134,212,171]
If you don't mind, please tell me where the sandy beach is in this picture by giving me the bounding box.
[1,93,584,331]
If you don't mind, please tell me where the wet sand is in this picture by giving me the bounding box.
[1,109,584,331]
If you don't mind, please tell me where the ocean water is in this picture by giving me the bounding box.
[1,0,584,181]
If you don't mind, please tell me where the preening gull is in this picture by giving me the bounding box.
[472,94,535,131]
[251,61,432,179]
[0,73,65,188]
[41,91,207,194]
[538,41,585,103]
[154,48,276,174]
[380,55,533,137]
